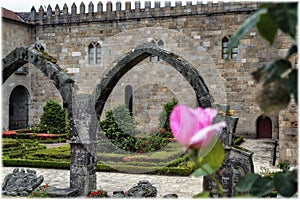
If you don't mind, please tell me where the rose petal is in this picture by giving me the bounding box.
[189,121,226,149]
[170,104,200,147]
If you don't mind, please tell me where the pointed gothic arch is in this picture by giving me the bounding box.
[94,46,213,119]
[2,46,74,110]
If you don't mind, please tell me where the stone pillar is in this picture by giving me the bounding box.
[69,94,98,195]
[203,104,254,197]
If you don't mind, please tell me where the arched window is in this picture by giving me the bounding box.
[222,37,229,59]
[9,85,30,130]
[88,41,101,64]
[256,115,272,139]
[222,36,238,59]
[125,85,133,114]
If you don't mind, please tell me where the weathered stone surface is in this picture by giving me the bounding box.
[2,168,44,196]
[203,105,254,197]
[163,194,178,198]
[112,191,125,198]
[126,180,157,198]
[47,186,79,197]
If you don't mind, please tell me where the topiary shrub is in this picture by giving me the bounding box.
[158,98,178,132]
[100,105,138,152]
[37,100,70,135]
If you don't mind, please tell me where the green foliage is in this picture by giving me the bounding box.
[29,184,49,198]
[273,171,297,197]
[228,3,298,114]
[159,98,178,132]
[233,135,244,146]
[236,169,297,197]
[193,191,210,198]
[276,160,290,173]
[135,135,169,153]
[2,158,70,169]
[100,105,137,152]
[37,100,70,135]
[191,140,225,177]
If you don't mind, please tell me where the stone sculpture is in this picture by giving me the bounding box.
[126,180,157,198]
[2,168,44,196]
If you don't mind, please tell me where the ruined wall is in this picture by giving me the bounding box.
[28,1,277,135]
[2,2,297,142]
[2,19,62,129]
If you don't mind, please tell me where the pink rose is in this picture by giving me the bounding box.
[170,104,226,149]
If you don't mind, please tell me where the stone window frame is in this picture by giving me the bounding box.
[88,41,102,64]
[222,36,238,59]
[150,38,164,63]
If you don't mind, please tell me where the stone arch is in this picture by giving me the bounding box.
[9,85,30,130]
[2,46,74,107]
[95,46,213,119]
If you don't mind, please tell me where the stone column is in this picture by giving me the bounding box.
[69,94,98,195]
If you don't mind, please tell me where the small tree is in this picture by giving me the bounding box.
[38,99,69,134]
[100,105,138,151]
[159,98,178,132]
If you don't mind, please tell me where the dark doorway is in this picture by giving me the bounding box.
[256,115,272,138]
[9,85,30,130]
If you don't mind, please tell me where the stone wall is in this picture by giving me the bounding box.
[2,19,63,129]
[279,100,298,165]
[2,1,297,147]
[29,1,280,137]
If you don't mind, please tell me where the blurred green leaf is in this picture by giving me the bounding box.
[285,45,297,60]
[257,13,278,44]
[274,171,297,197]
[235,173,260,192]
[249,176,275,197]
[227,8,267,55]
[193,191,210,198]
[286,69,298,103]
[268,3,298,39]
[263,60,291,85]
[192,140,225,177]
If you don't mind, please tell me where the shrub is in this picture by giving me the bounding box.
[29,183,49,198]
[158,98,178,132]
[100,105,138,152]
[135,135,169,153]
[37,100,70,135]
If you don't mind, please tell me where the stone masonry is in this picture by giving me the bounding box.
[2,0,298,191]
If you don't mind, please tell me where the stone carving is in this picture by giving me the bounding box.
[203,104,254,197]
[126,180,157,198]
[2,168,44,196]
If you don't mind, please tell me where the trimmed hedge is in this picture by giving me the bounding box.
[3,159,70,169]
[2,159,194,176]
